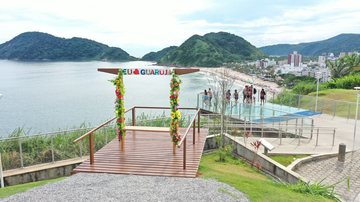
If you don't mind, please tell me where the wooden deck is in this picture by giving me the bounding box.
[73,128,208,178]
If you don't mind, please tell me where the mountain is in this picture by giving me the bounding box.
[158,32,265,67]
[0,32,134,61]
[260,34,360,56]
[142,46,177,62]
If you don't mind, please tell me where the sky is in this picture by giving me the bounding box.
[0,0,360,57]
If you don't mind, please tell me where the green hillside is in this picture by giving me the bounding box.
[159,32,265,67]
[142,46,177,62]
[0,32,134,61]
[260,34,360,56]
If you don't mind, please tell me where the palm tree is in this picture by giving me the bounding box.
[343,54,360,72]
[326,59,351,79]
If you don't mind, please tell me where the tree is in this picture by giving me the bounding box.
[343,54,360,72]
[207,68,235,148]
[326,59,351,79]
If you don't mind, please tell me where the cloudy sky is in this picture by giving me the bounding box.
[1,0,360,57]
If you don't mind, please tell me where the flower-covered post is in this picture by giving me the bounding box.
[170,70,182,153]
[112,69,126,144]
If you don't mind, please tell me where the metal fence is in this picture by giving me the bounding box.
[201,113,336,146]
[0,126,116,172]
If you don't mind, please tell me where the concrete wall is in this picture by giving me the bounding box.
[4,163,80,186]
[205,134,304,183]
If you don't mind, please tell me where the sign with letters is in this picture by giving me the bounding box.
[121,68,172,76]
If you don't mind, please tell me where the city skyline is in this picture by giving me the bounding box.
[0,0,359,57]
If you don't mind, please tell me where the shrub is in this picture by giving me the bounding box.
[333,73,360,89]
[292,82,318,95]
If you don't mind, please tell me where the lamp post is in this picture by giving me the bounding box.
[315,72,321,112]
[353,87,360,151]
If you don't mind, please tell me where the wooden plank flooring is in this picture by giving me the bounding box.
[73,128,208,178]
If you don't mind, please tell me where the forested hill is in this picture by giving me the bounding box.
[141,46,177,62]
[156,32,265,67]
[260,34,360,56]
[0,32,134,61]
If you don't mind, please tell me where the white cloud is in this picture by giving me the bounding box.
[0,0,359,56]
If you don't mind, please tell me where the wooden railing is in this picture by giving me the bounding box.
[73,106,201,167]
[177,108,201,169]
[73,107,133,164]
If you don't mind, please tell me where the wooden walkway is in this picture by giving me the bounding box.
[73,128,208,178]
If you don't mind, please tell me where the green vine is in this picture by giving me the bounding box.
[112,70,126,141]
[170,70,182,145]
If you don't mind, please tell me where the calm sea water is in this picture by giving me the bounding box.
[0,60,209,137]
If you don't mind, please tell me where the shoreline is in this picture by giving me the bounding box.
[199,67,283,93]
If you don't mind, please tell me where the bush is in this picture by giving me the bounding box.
[333,74,360,89]
[291,82,319,95]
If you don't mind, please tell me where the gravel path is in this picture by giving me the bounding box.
[1,173,249,202]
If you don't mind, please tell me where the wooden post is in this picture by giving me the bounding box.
[193,120,195,144]
[338,143,346,162]
[183,137,186,169]
[197,111,200,133]
[132,107,136,126]
[89,133,94,165]
[173,144,176,154]
[0,153,4,188]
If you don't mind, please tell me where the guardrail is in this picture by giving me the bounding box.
[270,92,360,120]
[201,113,336,146]
[177,108,201,169]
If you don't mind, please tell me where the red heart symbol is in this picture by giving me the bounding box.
[134,69,139,75]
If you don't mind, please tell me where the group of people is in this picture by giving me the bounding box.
[202,88,213,105]
[203,86,267,105]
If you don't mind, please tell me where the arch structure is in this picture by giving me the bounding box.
[99,67,199,145]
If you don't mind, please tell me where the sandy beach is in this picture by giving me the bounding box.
[200,67,283,94]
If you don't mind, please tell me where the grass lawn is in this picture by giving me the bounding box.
[270,154,309,167]
[0,177,65,199]
[199,153,334,202]
[307,89,359,118]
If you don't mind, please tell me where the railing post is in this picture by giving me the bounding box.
[132,107,136,126]
[19,138,24,168]
[197,111,200,133]
[51,135,55,163]
[333,102,336,117]
[196,93,200,108]
[239,103,242,120]
[79,142,83,159]
[279,128,282,145]
[89,133,94,165]
[332,129,336,146]
[183,137,186,169]
[0,153,4,188]
[310,119,314,139]
[316,128,319,146]
[295,119,298,135]
[193,119,195,144]
[298,94,301,109]
[261,116,264,137]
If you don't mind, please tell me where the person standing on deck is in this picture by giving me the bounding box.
[208,88,213,105]
[225,90,231,103]
[248,86,253,104]
[252,85,257,103]
[234,89,239,103]
[260,89,266,105]
[203,89,209,106]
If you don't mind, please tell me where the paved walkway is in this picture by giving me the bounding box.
[1,173,249,202]
[295,150,360,201]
